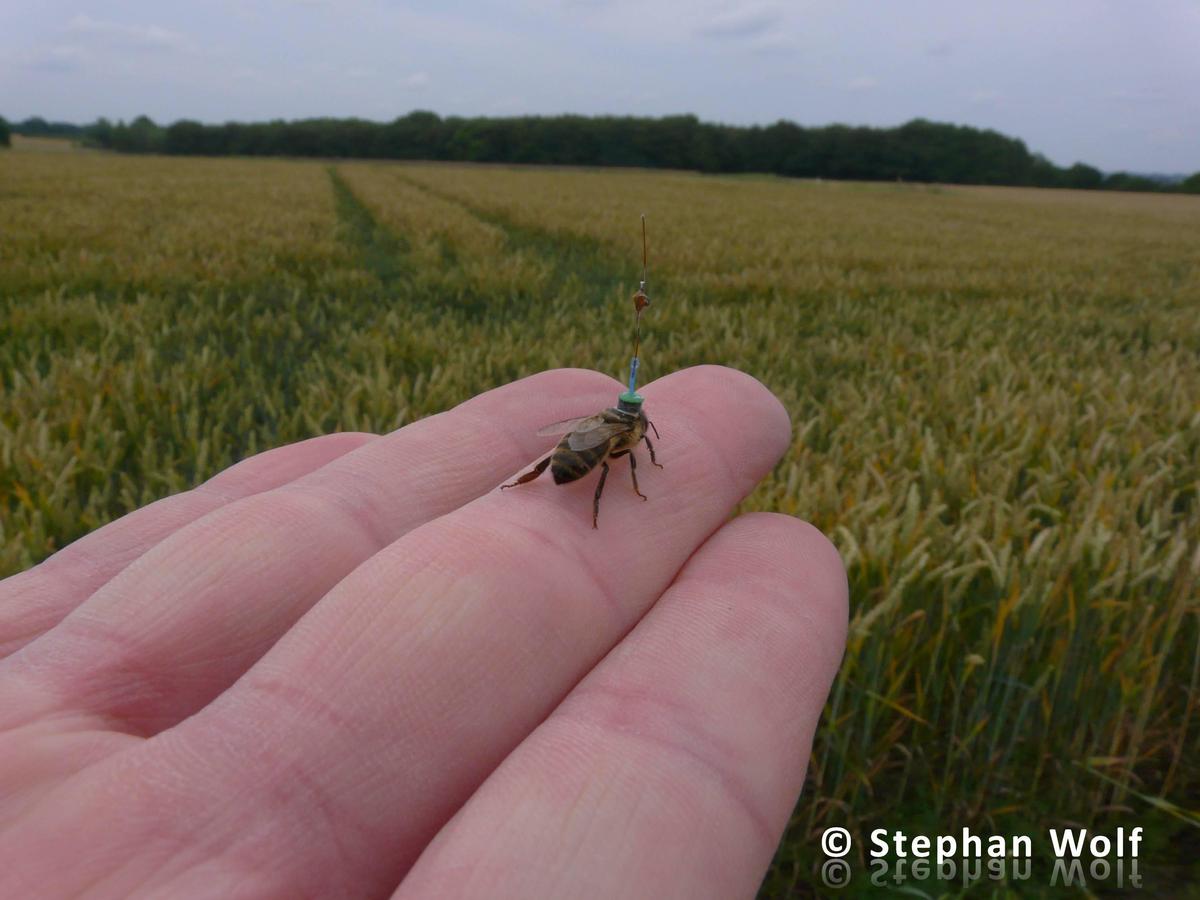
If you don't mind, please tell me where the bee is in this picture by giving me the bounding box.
[501,398,663,529]
[502,215,663,528]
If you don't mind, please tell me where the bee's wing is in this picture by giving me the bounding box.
[566,421,633,451]
[535,415,600,437]
[535,413,632,450]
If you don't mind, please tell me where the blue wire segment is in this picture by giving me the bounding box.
[627,356,640,393]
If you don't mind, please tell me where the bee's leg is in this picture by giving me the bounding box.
[592,460,610,529]
[611,449,647,501]
[501,455,551,489]
[644,434,665,469]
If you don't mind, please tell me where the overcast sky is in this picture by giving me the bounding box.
[3,1,1197,173]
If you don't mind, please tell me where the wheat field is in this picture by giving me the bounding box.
[2,142,1198,894]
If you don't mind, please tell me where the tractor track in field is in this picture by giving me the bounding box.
[389,172,635,312]
[329,165,635,318]
[327,167,412,291]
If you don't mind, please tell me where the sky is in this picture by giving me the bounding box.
[3,1,1198,173]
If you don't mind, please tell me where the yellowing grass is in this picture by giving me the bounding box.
[0,150,356,296]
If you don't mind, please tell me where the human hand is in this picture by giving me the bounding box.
[0,366,847,899]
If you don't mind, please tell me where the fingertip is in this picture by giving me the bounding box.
[685,512,849,676]
[726,512,849,643]
[680,365,791,436]
[644,365,792,474]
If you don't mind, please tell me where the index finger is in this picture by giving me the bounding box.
[3,368,620,734]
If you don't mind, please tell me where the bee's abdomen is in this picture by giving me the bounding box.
[551,442,604,484]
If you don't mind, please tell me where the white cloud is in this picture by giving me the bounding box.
[696,5,783,39]
[1107,88,1166,103]
[67,14,185,51]
[746,31,799,55]
[1149,126,1185,144]
[401,71,430,88]
[18,45,88,73]
[847,76,878,92]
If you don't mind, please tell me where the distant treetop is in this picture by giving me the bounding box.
[12,110,1197,193]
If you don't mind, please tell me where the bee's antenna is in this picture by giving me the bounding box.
[622,215,651,408]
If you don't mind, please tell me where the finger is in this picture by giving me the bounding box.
[395,513,848,900]
[1,369,621,735]
[0,432,376,659]
[0,366,792,898]
[0,433,376,824]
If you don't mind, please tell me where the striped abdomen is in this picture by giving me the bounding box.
[550,439,609,484]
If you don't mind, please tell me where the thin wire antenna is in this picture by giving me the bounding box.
[640,214,648,292]
[626,215,650,399]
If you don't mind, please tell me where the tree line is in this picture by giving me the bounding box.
[4,112,1198,194]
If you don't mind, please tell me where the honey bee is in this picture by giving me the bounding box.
[501,397,663,529]
[502,215,663,528]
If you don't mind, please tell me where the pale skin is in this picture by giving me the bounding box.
[0,366,848,899]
